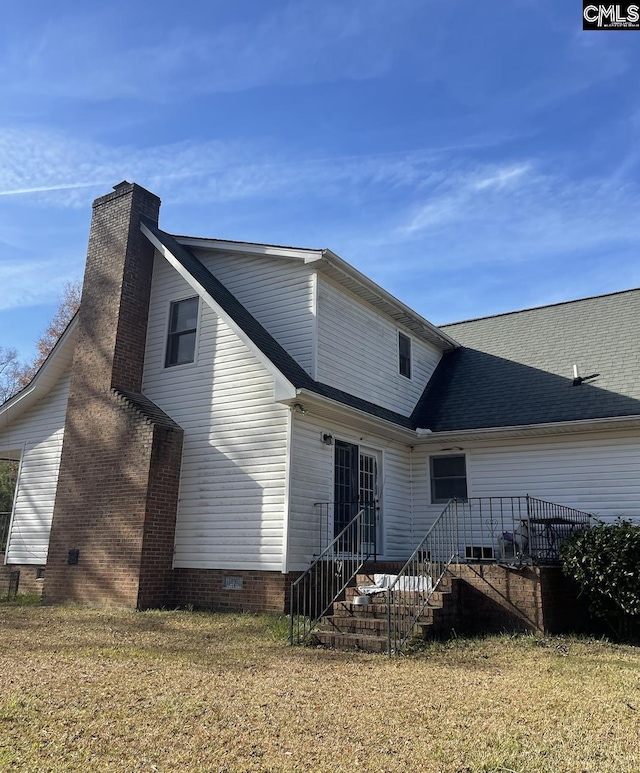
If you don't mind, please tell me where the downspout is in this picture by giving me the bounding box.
[409,445,414,548]
[280,406,293,574]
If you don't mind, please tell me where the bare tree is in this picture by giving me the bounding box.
[0,346,25,404]
[0,280,82,403]
[17,280,82,388]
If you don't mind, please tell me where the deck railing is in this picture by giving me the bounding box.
[446,496,596,565]
[387,496,596,654]
[289,506,376,645]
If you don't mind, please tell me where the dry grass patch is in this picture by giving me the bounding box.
[0,605,639,772]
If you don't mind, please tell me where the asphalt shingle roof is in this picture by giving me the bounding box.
[414,290,640,431]
[144,221,640,433]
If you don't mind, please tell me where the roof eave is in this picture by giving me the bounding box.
[285,388,417,442]
[320,249,459,351]
[415,414,640,443]
[0,314,79,428]
[175,236,324,263]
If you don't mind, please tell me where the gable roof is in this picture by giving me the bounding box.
[175,236,457,351]
[141,221,415,430]
[414,288,640,432]
[0,314,79,430]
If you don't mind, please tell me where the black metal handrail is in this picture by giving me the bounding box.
[314,500,377,559]
[387,499,458,655]
[387,495,596,654]
[289,506,375,645]
[446,496,596,565]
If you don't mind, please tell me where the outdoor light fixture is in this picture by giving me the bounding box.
[321,433,334,445]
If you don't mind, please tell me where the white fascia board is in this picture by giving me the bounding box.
[175,236,324,263]
[320,249,459,350]
[0,315,78,428]
[285,388,417,443]
[415,414,640,443]
[142,224,297,401]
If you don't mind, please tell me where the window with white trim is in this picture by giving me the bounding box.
[165,297,199,367]
[430,455,467,504]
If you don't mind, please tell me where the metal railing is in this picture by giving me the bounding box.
[0,512,11,553]
[447,496,595,565]
[387,499,458,654]
[314,501,377,559]
[387,496,596,654]
[289,506,376,645]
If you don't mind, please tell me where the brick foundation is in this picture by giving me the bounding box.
[0,561,45,597]
[171,569,298,614]
[452,563,594,635]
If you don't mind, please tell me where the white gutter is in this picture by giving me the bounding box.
[289,388,416,441]
[414,413,640,443]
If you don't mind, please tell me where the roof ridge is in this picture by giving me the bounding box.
[440,286,640,328]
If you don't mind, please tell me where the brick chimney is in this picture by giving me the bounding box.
[44,182,184,609]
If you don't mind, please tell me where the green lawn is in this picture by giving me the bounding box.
[1,603,638,772]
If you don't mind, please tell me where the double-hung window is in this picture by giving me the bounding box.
[165,297,199,368]
[430,455,467,504]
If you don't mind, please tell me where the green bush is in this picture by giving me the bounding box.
[560,520,640,638]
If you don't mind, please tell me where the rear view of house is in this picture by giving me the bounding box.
[1,181,639,641]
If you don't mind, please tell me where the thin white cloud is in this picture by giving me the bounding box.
[387,161,640,275]
[0,259,78,312]
[0,1,426,102]
[0,127,446,209]
[0,181,104,197]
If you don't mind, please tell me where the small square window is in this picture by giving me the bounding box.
[165,297,199,368]
[430,455,467,504]
[399,332,411,378]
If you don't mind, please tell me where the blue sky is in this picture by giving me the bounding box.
[1,0,639,361]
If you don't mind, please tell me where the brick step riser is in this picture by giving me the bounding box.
[311,578,462,651]
[352,577,453,593]
[320,620,429,635]
[331,605,437,622]
[344,586,452,606]
[311,631,389,653]
[339,596,447,611]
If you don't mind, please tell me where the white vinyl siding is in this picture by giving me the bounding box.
[288,413,413,570]
[0,371,71,565]
[316,277,442,415]
[143,254,289,571]
[467,433,640,523]
[412,430,640,539]
[194,249,316,375]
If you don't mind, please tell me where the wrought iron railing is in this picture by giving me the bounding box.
[387,499,458,654]
[289,506,376,645]
[314,501,377,559]
[445,496,596,565]
[387,496,596,654]
[0,512,11,553]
